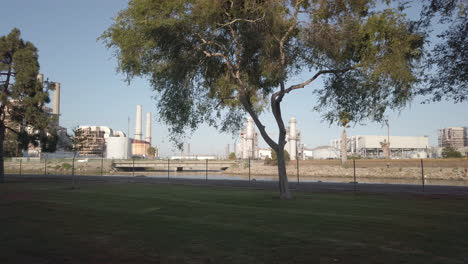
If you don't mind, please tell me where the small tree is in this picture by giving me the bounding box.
[147,146,156,158]
[270,149,290,166]
[69,128,85,188]
[228,152,236,160]
[0,28,53,183]
[442,146,462,158]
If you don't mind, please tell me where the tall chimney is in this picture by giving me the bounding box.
[135,105,143,140]
[37,74,44,84]
[53,83,61,123]
[145,112,152,144]
[289,117,297,160]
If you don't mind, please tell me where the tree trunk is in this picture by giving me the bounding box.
[0,124,5,183]
[341,128,347,165]
[276,146,291,199]
[239,93,292,199]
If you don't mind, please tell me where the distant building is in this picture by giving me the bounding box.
[258,148,272,160]
[131,139,151,157]
[438,127,468,149]
[310,146,340,160]
[76,126,127,157]
[331,135,430,159]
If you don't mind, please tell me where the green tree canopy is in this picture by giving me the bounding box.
[0,28,53,182]
[147,146,157,157]
[228,152,236,160]
[102,0,423,199]
[418,0,467,102]
[442,146,462,158]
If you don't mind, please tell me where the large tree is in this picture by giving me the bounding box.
[102,0,423,199]
[0,28,52,183]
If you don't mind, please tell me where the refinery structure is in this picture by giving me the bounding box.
[236,117,302,160]
[75,105,157,159]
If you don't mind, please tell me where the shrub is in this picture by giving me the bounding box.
[442,146,462,158]
[268,150,290,166]
[62,163,72,170]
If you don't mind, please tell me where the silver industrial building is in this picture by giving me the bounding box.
[331,135,430,158]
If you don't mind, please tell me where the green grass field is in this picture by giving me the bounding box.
[1,180,467,264]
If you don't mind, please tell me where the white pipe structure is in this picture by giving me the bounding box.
[135,105,143,140]
[145,112,152,144]
[245,117,255,158]
[37,74,44,84]
[289,117,297,160]
[53,83,61,118]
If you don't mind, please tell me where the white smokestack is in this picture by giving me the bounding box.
[37,74,44,83]
[289,117,297,160]
[135,105,143,140]
[53,83,60,117]
[145,112,151,144]
[246,117,254,139]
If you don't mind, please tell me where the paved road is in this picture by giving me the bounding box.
[5,173,468,197]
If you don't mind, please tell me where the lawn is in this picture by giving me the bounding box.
[1,180,467,264]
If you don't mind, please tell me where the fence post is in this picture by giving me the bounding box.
[296,158,299,184]
[72,154,76,188]
[44,157,47,176]
[421,159,425,192]
[132,158,135,177]
[353,159,357,193]
[248,158,251,182]
[205,159,208,182]
[101,156,104,176]
[19,159,22,176]
[167,158,170,181]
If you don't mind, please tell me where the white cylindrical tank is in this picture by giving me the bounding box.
[53,82,61,117]
[135,105,143,140]
[106,137,131,159]
[289,117,297,160]
[145,112,152,144]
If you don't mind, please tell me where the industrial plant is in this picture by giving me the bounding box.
[9,75,465,161]
[236,117,302,160]
[331,135,430,159]
[75,105,157,159]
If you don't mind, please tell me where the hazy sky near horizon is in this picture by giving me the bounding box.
[1,0,467,157]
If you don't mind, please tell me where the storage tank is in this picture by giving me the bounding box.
[106,137,131,159]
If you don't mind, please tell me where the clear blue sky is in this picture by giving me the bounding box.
[1,0,467,157]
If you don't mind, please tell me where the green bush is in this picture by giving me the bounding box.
[442,146,462,158]
[267,150,290,166]
[62,163,72,170]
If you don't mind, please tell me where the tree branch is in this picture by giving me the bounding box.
[217,14,265,27]
[239,93,278,150]
[272,68,352,101]
[279,0,303,66]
